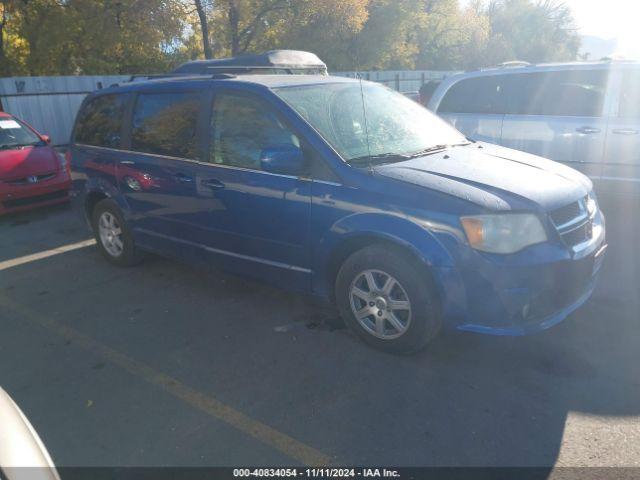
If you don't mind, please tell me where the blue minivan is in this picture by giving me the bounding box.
[70,74,607,353]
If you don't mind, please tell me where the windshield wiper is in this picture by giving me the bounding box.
[0,142,40,150]
[348,152,411,167]
[349,141,474,166]
[405,144,448,158]
[405,142,474,159]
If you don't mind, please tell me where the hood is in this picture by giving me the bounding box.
[375,142,592,212]
[0,146,59,181]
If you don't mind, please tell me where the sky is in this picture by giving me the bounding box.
[564,0,640,59]
[458,0,640,60]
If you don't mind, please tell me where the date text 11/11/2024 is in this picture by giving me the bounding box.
[232,468,401,478]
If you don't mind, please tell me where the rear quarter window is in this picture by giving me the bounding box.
[74,94,128,148]
[131,92,201,159]
[437,76,505,114]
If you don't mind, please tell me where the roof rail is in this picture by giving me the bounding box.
[497,61,532,68]
[210,73,236,79]
[600,56,637,63]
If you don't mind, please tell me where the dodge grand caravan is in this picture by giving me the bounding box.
[70,74,607,353]
[428,61,640,195]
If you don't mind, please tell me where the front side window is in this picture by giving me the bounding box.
[0,117,42,150]
[210,91,300,170]
[438,76,505,114]
[505,70,609,117]
[276,82,466,163]
[75,94,127,148]
[131,92,200,159]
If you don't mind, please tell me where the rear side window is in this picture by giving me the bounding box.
[131,92,200,159]
[75,94,127,148]
[617,71,640,118]
[438,76,505,114]
[504,70,609,117]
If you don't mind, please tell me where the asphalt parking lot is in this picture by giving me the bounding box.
[0,194,639,469]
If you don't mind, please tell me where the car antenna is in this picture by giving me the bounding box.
[355,43,373,175]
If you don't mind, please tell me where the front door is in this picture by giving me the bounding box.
[192,89,312,291]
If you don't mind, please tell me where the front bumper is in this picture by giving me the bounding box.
[0,172,71,215]
[434,210,607,336]
[456,241,607,336]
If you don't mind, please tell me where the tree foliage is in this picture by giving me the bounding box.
[0,0,581,76]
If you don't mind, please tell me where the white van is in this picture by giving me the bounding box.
[428,61,640,195]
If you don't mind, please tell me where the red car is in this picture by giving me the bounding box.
[0,112,71,215]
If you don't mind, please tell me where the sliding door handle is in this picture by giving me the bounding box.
[612,128,639,135]
[201,178,225,190]
[576,126,601,134]
[173,172,194,183]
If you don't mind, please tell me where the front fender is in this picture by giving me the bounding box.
[313,212,469,325]
[313,212,458,295]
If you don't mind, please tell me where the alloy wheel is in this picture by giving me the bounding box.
[349,269,412,340]
[98,211,124,258]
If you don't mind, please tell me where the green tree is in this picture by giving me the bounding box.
[4,0,188,75]
[352,0,420,70]
[483,0,580,64]
[414,0,490,70]
[279,0,369,70]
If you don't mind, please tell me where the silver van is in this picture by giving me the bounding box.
[428,61,640,195]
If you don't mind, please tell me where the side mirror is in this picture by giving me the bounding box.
[40,135,51,144]
[260,144,306,176]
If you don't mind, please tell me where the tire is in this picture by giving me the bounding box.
[335,244,441,354]
[91,198,142,267]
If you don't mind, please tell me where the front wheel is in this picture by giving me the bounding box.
[335,245,441,354]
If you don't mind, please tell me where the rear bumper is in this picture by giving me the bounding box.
[0,173,71,215]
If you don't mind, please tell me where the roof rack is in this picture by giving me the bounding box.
[172,50,328,76]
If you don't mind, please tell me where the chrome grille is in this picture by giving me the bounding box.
[550,201,583,227]
[6,172,57,185]
[550,196,594,249]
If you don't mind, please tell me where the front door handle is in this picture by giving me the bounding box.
[201,178,225,190]
[173,172,194,184]
[576,126,601,134]
[612,128,639,135]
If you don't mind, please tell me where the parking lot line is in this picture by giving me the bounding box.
[0,239,96,272]
[0,295,332,466]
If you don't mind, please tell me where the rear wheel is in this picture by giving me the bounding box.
[336,245,441,354]
[91,199,142,267]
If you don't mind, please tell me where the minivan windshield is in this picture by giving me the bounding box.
[275,81,467,165]
[0,117,43,151]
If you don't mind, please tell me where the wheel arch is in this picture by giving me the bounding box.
[82,177,129,224]
[84,190,109,220]
[316,214,457,303]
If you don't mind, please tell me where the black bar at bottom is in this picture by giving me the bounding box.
[2,467,640,480]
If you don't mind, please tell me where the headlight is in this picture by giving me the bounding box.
[57,151,67,170]
[586,192,597,217]
[460,213,547,254]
